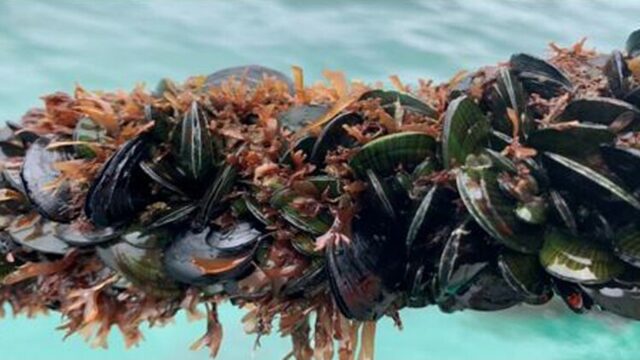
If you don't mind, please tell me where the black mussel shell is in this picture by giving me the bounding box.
[510,53,572,98]
[442,95,490,169]
[527,124,614,160]
[600,145,640,190]
[613,226,640,268]
[309,112,363,165]
[97,229,180,297]
[557,97,640,126]
[581,282,640,320]
[0,231,17,280]
[540,228,624,284]
[349,132,436,178]
[21,136,78,222]
[2,167,26,195]
[144,104,175,142]
[54,220,122,246]
[282,260,327,298]
[163,222,262,286]
[0,127,25,159]
[405,185,456,249]
[139,160,188,197]
[551,278,593,313]
[146,203,198,231]
[193,163,237,230]
[359,89,438,118]
[278,104,329,132]
[543,152,640,211]
[269,187,332,236]
[439,266,523,312]
[8,216,69,255]
[85,135,151,227]
[204,65,294,94]
[457,154,543,253]
[364,169,398,221]
[605,51,631,98]
[490,67,532,137]
[626,29,640,58]
[548,190,578,235]
[436,218,491,299]
[176,101,217,184]
[498,250,551,304]
[326,211,404,321]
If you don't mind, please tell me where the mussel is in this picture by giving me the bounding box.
[163,222,263,286]
[326,210,404,321]
[20,136,78,222]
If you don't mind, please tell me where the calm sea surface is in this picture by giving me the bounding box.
[1,1,640,359]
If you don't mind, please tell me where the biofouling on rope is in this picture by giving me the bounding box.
[3,30,640,359]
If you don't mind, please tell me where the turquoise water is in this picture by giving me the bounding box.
[2,1,640,359]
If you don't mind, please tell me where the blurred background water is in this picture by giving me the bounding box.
[1,0,640,359]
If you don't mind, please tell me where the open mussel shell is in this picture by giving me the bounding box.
[543,152,640,211]
[600,145,640,190]
[204,65,294,94]
[580,282,640,320]
[613,226,640,268]
[309,112,363,165]
[20,136,79,223]
[510,53,572,98]
[540,228,624,284]
[498,250,551,303]
[556,97,640,125]
[605,50,631,98]
[527,124,614,159]
[442,96,490,169]
[85,135,151,227]
[349,131,436,178]
[176,101,217,184]
[73,117,107,158]
[457,154,543,254]
[163,222,262,286]
[326,211,404,321]
[278,104,329,132]
[359,89,438,118]
[97,229,180,297]
[7,216,69,255]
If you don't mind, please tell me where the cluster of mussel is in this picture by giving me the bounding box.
[4,30,640,354]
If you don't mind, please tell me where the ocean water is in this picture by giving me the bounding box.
[1,1,640,359]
